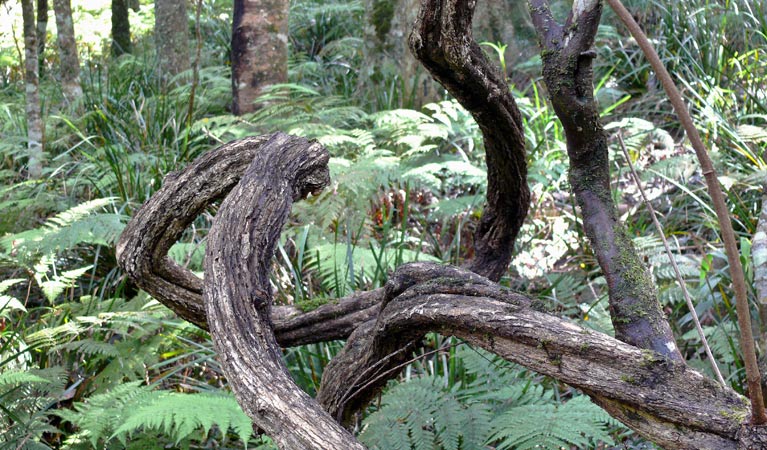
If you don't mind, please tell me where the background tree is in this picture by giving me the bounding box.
[53,0,81,102]
[231,0,288,114]
[155,0,189,83]
[35,0,47,73]
[21,0,43,178]
[111,0,131,55]
[358,0,525,108]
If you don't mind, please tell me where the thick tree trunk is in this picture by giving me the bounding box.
[231,0,288,115]
[111,0,131,56]
[53,0,82,102]
[22,0,44,178]
[36,0,48,74]
[155,0,190,83]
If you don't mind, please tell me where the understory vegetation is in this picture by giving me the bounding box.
[2,0,767,448]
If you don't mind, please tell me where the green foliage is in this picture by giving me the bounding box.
[488,395,617,450]
[0,198,124,264]
[0,368,68,450]
[57,382,253,448]
[360,376,492,450]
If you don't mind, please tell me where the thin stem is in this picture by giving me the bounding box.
[618,134,725,385]
[606,0,766,424]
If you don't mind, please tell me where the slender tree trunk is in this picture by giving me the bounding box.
[111,0,131,56]
[155,0,190,83]
[231,0,288,115]
[53,0,82,102]
[36,0,48,75]
[22,0,44,178]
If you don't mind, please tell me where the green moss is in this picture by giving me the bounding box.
[620,374,637,384]
[297,297,338,312]
[719,408,749,423]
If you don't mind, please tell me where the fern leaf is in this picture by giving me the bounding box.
[488,394,616,450]
[112,391,252,444]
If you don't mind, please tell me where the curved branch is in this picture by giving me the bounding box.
[203,132,363,449]
[116,135,271,329]
[116,134,384,346]
[529,0,682,360]
[409,0,530,281]
[317,263,748,449]
[116,133,762,448]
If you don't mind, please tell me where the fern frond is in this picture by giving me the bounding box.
[360,376,491,450]
[112,391,252,445]
[488,395,616,450]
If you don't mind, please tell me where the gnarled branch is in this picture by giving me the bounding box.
[114,0,767,447]
[202,132,363,449]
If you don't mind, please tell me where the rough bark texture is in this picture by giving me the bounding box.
[409,0,530,281]
[115,134,385,345]
[53,0,82,102]
[111,0,131,56]
[529,0,682,361]
[22,0,44,178]
[155,0,190,82]
[231,0,288,114]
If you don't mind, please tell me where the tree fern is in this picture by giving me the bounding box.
[0,368,68,450]
[0,198,125,266]
[113,390,253,445]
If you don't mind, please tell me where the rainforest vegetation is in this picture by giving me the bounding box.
[2,0,767,448]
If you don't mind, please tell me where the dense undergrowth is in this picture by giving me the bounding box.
[1,0,767,448]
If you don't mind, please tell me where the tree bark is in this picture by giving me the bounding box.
[231,0,288,115]
[36,0,48,74]
[111,0,131,56]
[409,0,530,281]
[22,0,44,178]
[155,0,190,83]
[203,133,364,449]
[53,0,82,102]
